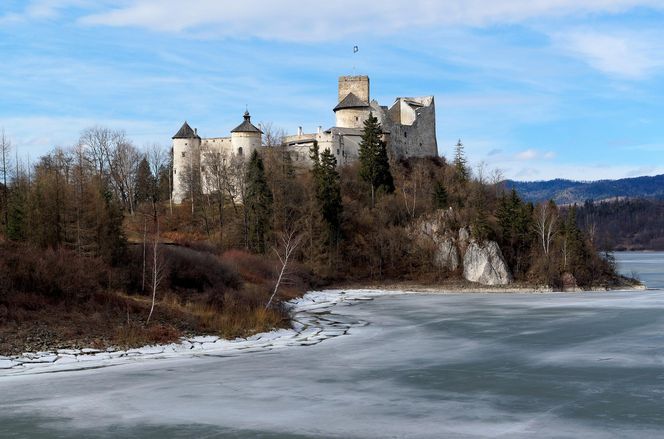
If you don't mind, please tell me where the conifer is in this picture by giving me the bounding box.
[358,113,394,207]
[244,150,273,253]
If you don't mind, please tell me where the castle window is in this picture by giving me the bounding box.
[404,131,408,138]
[182,151,186,157]
[336,149,340,155]
[238,147,243,156]
[355,117,359,121]
[174,168,176,174]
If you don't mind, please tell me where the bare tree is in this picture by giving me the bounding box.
[534,202,558,256]
[260,122,286,148]
[80,126,113,179]
[401,161,426,219]
[146,143,166,179]
[146,219,165,325]
[108,137,141,215]
[203,150,233,241]
[146,143,167,218]
[266,229,301,309]
[0,129,11,233]
[489,168,505,197]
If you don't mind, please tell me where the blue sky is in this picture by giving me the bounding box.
[1,0,663,181]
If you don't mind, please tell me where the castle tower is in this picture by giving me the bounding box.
[334,75,371,129]
[230,110,262,158]
[172,121,201,204]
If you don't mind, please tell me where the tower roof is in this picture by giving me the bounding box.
[231,111,262,134]
[333,92,370,112]
[172,121,200,139]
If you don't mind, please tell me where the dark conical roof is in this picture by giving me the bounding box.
[333,92,370,112]
[172,121,200,139]
[231,111,262,134]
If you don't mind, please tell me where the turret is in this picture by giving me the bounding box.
[172,121,201,204]
[334,75,371,129]
[230,111,262,157]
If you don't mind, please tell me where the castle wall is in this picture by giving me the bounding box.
[338,76,369,102]
[388,98,438,159]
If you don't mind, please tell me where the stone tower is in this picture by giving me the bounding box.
[334,75,371,129]
[172,121,201,204]
[230,111,262,158]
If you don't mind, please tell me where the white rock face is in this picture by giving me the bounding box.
[412,210,460,273]
[463,241,513,286]
[434,238,459,272]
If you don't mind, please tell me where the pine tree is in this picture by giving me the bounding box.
[134,157,155,205]
[432,180,449,209]
[453,139,469,182]
[496,189,534,277]
[313,147,343,243]
[244,150,273,253]
[358,113,394,208]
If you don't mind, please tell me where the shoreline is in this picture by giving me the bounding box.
[328,280,647,295]
[0,283,650,375]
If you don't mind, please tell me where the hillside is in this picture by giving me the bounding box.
[505,174,664,205]
[573,198,664,251]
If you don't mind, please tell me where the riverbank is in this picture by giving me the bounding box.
[330,277,646,294]
[0,282,649,376]
[0,290,381,376]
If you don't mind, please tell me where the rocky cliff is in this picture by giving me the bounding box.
[412,210,512,286]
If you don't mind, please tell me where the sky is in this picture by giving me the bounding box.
[1,0,663,181]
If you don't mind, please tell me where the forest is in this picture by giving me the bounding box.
[573,198,664,251]
[0,119,626,354]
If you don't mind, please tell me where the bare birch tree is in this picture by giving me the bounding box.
[534,202,558,256]
[265,230,301,309]
[146,219,165,325]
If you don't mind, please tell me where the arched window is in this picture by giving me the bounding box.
[238,147,243,156]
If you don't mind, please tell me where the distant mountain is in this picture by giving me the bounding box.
[505,174,664,205]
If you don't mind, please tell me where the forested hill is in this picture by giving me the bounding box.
[574,198,664,251]
[505,174,664,204]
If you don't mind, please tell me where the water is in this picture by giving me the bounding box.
[1,252,664,438]
[615,251,664,289]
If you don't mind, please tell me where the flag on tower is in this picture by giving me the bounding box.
[353,45,359,53]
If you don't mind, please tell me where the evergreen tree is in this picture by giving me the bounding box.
[432,180,449,209]
[244,150,273,253]
[312,145,343,243]
[496,189,534,276]
[7,184,26,241]
[134,156,155,205]
[453,139,469,182]
[358,113,394,207]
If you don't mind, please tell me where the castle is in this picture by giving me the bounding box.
[172,75,437,204]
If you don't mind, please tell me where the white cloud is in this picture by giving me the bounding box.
[514,149,557,160]
[516,149,540,160]
[553,30,664,79]
[77,0,664,41]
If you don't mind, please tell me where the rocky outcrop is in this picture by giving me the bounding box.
[434,238,459,272]
[462,240,513,286]
[411,210,513,285]
[412,209,460,273]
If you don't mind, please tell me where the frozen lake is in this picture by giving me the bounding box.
[1,252,664,438]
